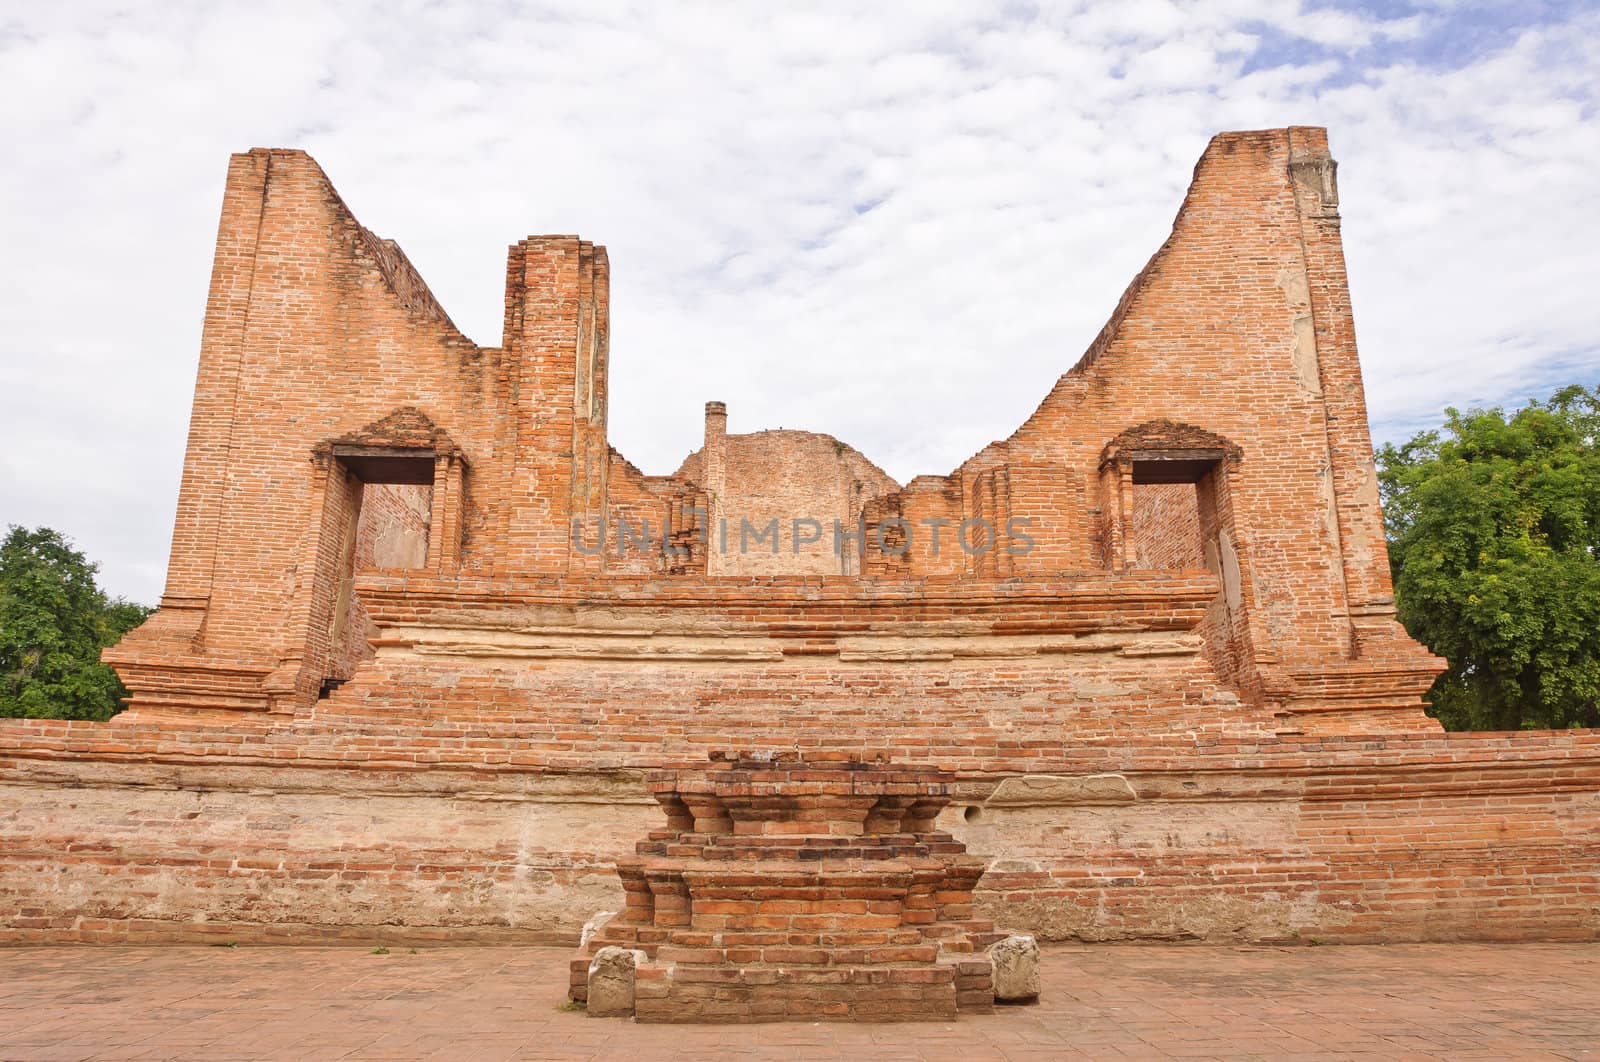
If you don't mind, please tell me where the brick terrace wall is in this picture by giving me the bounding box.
[9,572,1595,946]
[0,756,647,945]
[2,718,1595,945]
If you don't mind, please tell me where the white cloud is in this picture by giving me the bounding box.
[0,0,1596,602]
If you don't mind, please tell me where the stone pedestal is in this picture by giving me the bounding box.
[569,752,1019,1022]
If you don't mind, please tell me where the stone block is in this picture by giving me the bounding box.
[988,934,1040,1004]
[587,946,645,1018]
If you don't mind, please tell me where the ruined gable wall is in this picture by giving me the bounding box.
[682,430,900,576]
[110,153,610,715]
[122,151,503,688]
[980,130,1349,646]
[888,128,1438,717]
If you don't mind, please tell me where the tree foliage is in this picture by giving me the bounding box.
[0,526,151,721]
[1378,384,1600,730]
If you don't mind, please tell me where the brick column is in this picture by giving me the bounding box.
[1287,127,1395,647]
[703,401,727,575]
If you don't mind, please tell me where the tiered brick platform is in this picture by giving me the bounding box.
[569,753,1008,1021]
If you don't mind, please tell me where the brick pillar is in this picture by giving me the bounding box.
[703,401,727,575]
[499,236,610,575]
[1286,127,1395,652]
[265,450,359,711]
[160,150,272,624]
[570,244,609,575]
[427,451,466,573]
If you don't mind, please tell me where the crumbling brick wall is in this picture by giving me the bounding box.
[601,451,705,575]
[3,708,1597,945]
[678,417,900,576]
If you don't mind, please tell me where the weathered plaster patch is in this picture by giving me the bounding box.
[1276,266,1321,395]
[985,774,1138,806]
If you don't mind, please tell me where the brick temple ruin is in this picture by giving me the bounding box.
[3,129,1597,998]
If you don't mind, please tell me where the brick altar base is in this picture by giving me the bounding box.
[570,754,1015,1022]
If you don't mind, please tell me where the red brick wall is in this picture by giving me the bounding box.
[600,453,705,575]
[358,483,431,571]
[3,713,1595,945]
[1131,482,1204,570]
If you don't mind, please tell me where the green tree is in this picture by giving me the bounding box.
[0,526,151,721]
[1378,384,1600,731]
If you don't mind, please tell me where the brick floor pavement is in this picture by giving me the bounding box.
[1,943,1596,1060]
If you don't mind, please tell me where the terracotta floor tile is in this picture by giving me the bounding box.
[2,943,1598,1060]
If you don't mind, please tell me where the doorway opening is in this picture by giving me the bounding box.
[324,450,434,691]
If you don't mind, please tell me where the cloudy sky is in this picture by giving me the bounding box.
[1,0,1596,604]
